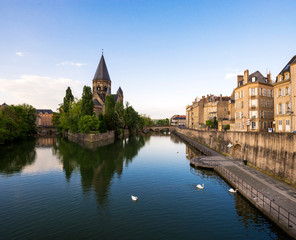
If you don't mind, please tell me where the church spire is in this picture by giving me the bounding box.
[93,54,111,81]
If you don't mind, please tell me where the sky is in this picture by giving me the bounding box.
[0,0,296,119]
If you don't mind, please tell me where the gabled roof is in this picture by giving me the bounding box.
[248,71,269,84]
[93,54,111,81]
[276,55,296,83]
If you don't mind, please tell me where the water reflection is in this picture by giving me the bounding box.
[0,138,36,175]
[52,135,147,205]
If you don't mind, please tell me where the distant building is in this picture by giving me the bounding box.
[186,94,231,130]
[92,54,123,116]
[273,55,296,132]
[36,109,53,127]
[234,70,274,132]
[0,102,8,110]
[170,115,186,126]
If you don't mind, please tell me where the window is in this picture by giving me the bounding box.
[249,110,258,118]
[266,100,270,107]
[278,75,282,82]
[252,77,256,82]
[286,120,290,131]
[249,88,257,96]
[241,101,244,108]
[249,99,258,107]
[287,102,291,113]
[263,89,266,96]
[285,73,289,80]
[259,88,262,96]
[279,120,283,131]
[261,99,264,107]
[251,121,257,129]
[267,89,271,97]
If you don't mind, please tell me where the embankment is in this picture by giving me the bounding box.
[175,128,296,186]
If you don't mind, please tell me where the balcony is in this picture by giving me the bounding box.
[250,106,256,110]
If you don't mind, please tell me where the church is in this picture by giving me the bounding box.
[92,54,123,116]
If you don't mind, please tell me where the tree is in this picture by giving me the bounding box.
[206,120,213,130]
[78,115,100,133]
[140,115,155,126]
[224,124,230,131]
[98,112,107,133]
[63,87,74,113]
[124,103,141,131]
[104,95,115,130]
[81,86,94,116]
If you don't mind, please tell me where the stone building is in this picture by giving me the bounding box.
[92,54,123,116]
[170,115,186,126]
[186,94,231,130]
[273,55,296,132]
[36,109,53,127]
[234,70,274,132]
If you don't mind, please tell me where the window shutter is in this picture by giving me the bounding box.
[249,88,251,96]
[255,88,257,96]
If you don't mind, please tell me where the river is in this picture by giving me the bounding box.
[0,134,291,239]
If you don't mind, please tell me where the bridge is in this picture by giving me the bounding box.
[142,125,177,133]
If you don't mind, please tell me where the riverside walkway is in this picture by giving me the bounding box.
[174,131,296,238]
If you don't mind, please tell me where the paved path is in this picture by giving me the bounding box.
[174,131,296,238]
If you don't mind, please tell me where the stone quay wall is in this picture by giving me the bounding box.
[67,131,115,143]
[175,128,296,185]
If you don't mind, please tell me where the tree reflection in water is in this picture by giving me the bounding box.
[52,135,147,205]
[0,138,36,175]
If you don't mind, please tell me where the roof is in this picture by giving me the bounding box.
[248,71,269,84]
[93,54,111,81]
[276,55,296,83]
[2,102,8,106]
[117,87,123,96]
[171,115,186,120]
[93,98,102,106]
[36,109,53,114]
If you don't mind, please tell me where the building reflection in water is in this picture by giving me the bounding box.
[36,137,56,147]
[52,135,147,205]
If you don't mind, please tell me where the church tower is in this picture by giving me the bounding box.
[92,53,124,116]
[92,54,111,101]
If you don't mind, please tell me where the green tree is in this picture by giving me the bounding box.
[67,99,82,133]
[81,86,94,116]
[98,112,107,133]
[124,103,141,131]
[104,95,116,130]
[63,87,74,113]
[206,120,213,130]
[141,115,155,126]
[78,115,100,133]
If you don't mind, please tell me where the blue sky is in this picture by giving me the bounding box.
[0,0,295,118]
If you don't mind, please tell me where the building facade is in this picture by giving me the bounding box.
[234,70,274,132]
[273,55,296,132]
[92,54,123,116]
[170,115,186,126]
[36,109,53,127]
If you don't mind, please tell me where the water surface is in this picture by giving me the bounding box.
[0,134,290,239]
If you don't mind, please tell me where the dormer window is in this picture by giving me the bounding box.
[285,73,289,80]
[278,75,282,82]
[251,77,256,82]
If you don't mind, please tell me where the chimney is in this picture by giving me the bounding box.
[220,94,222,101]
[244,69,249,85]
[267,72,271,84]
[237,75,243,87]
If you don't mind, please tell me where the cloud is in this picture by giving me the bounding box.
[57,61,86,67]
[224,70,243,81]
[0,75,84,111]
[15,52,26,57]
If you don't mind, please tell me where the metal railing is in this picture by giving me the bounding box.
[215,165,296,235]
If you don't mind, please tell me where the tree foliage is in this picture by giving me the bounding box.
[156,118,169,126]
[63,87,74,113]
[0,104,36,143]
[81,86,94,116]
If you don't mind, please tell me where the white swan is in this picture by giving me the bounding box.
[131,195,138,201]
[229,188,238,193]
[196,184,204,189]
